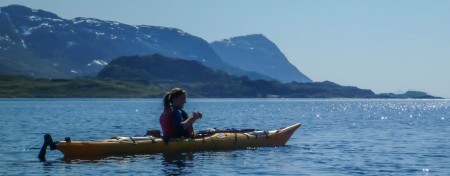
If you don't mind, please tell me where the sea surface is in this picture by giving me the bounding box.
[0,98,448,175]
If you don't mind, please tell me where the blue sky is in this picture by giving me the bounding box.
[1,0,449,98]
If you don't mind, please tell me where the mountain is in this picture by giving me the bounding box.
[210,34,312,83]
[0,5,268,79]
[97,54,238,83]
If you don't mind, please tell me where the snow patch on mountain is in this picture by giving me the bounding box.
[66,41,78,48]
[177,29,186,36]
[73,18,103,25]
[95,32,105,36]
[0,35,12,42]
[39,23,52,28]
[29,15,42,21]
[21,26,33,35]
[87,60,108,67]
[28,14,63,22]
[21,39,27,48]
[140,34,152,39]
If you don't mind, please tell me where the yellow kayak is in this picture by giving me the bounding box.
[38,123,301,160]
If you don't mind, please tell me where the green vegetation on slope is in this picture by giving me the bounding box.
[0,73,164,98]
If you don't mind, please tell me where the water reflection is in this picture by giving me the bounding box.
[161,153,194,175]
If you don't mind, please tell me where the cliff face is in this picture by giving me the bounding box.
[211,34,312,83]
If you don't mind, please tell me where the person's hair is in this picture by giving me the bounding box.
[163,88,186,109]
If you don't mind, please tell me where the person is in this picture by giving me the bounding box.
[160,88,202,140]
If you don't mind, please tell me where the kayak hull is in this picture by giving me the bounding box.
[54,123,301,159]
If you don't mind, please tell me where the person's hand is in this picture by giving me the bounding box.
[192,111,203,119]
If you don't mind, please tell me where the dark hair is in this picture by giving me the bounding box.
[163,88,186,109]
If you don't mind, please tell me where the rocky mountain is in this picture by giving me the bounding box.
[210,34,312,83]
[0,5,268,79]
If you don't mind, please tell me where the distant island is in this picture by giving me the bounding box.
[0,54,441,99]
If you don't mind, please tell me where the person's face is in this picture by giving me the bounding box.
[172,94,186,108]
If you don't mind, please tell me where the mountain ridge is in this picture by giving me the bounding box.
[0,4,303,82]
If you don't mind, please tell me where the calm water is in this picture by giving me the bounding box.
[0,98,448,175]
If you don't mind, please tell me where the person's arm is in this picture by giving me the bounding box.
[172,109,185,133]
[180,115,196,130]
[172,110,196,130]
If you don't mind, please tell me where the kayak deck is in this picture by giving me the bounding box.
[39,123,301,160]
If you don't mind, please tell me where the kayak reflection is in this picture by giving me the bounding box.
[161,153,194,175]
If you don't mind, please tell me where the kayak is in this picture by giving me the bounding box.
[38,123,301,160]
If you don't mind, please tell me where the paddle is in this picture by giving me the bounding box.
[38,134,55,162]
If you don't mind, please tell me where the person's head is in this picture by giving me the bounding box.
[163,88,187,109]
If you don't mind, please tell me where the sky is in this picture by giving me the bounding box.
[1,0,449,98]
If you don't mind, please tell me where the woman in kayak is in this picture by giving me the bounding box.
[160,88,202,140]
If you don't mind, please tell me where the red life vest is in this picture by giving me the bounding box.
[160,108,175,138]
[160,107,194,138]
